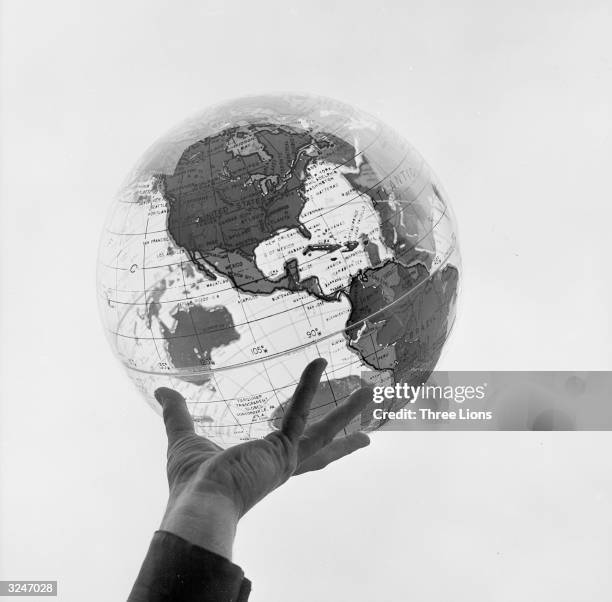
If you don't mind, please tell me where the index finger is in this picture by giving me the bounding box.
[281,358,327,442]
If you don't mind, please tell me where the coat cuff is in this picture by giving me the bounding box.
[128,530,251,601]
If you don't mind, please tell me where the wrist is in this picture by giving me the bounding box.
[160,488,240,560]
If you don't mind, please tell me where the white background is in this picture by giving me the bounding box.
[1,1,611,600]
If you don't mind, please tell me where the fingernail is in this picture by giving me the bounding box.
[355,432,371,447]
[154,387,178,405]
[155,387,184,406]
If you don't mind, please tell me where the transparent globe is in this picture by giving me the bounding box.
[97,93,461,447]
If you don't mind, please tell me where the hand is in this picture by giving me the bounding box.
[154,358,372,559]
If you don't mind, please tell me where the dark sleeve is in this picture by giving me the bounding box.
[128,530,251,602]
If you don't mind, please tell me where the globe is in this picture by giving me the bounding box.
[97,93,461,447]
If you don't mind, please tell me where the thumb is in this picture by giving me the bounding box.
[154,387,195,444]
